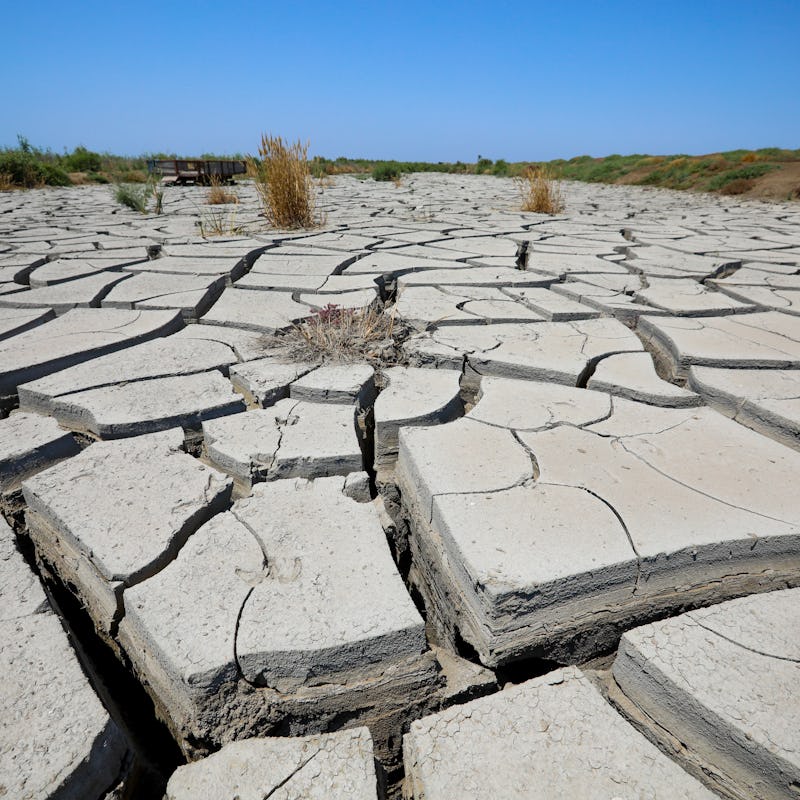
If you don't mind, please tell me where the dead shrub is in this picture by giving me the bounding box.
[206,175,239,205]
[276,304,406,366]
[0,172,14,191]
[199,207,246,237]
[719,178,754,195]
[741,152,758,163]
[247,133,320,228]
[515,165,565,214]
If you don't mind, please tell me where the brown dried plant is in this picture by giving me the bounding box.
[199,207,246,237]
[279,304,405,366]
[206,175,239,205]
[516,165,565,214]
[247,133,320,228]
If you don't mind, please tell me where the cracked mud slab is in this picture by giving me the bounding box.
[49,370,246,439]
[0,518,130,800]
[0,307,55,341]
[18,335,241,414]
[639,310,800,376]
[202,399,363,484]
[552,279,667,323]
[688,365,800,448]
[587,351,703,407]
[28,257,146,286]
[395,265,553,289]
[123,254,246,280]
[405,317,643,386]
[0,307,184,401]
[201,287,318,332]
[289,363,375,405]
[634,277,756,316]
[100,271,225,319]
[373,365,463,479]
[22,428,232,633]
[403,666,715,799]
[0,270,132,314]
[165,728,378,799]
[714,283,800,316]
[398,379,800,665]
[229,358,319,407]
[118,476,439,769]
[613,588,800,800]
[0,412,80,494]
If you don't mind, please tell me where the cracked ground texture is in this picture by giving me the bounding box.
[0,174,799,799]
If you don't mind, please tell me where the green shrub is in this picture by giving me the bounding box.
[0,136,71,187]
[475,156,493,174]
[39,163,71,186]
[0,148,45,187]
[87,171,109,184]
[706,164,779,191]
[114,182,149,212]
[492,159,509,176]
[63,145,102,172]
[372,162,401,181]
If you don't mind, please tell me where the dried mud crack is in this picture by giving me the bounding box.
[1,175,800,799]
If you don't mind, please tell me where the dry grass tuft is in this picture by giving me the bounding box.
[206,175,239,205]
[277,304,406,366]
[199,207,246,237]
[515,165,565,214]
[0,172,14,191]
[247,133,320,229]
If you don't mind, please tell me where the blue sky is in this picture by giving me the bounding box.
[3,0,798,161]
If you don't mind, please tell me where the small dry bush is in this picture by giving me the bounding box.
[0,172,14,191]
[279,304,405,366]
[516,165,565,214]
[719,178,754,195]
[206,176,239,205]
[247,133,319,228]
[199,207,246,237]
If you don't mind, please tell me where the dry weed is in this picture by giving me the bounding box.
[0,172,14,191]
[206,175,239,205]
[277,304,406,366]
[199,207,246,237]
[516,165,565,214]
[247,133,320,228]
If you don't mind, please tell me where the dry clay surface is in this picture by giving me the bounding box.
[0,175,799,799]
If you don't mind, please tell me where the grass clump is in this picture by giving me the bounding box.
[114,182,149,212]
[113,174,163,214]
[372,162,402,182]
[199,207,246,237]
[516,165,565,214]
[206,175,239,205]
[247,133,318,228]
[280,304,405,366]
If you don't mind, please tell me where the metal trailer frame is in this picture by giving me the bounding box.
[146,159,247,185]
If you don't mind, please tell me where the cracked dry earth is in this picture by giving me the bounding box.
[1,175,799,800]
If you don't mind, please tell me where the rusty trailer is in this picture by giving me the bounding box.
[147,158,247,185]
